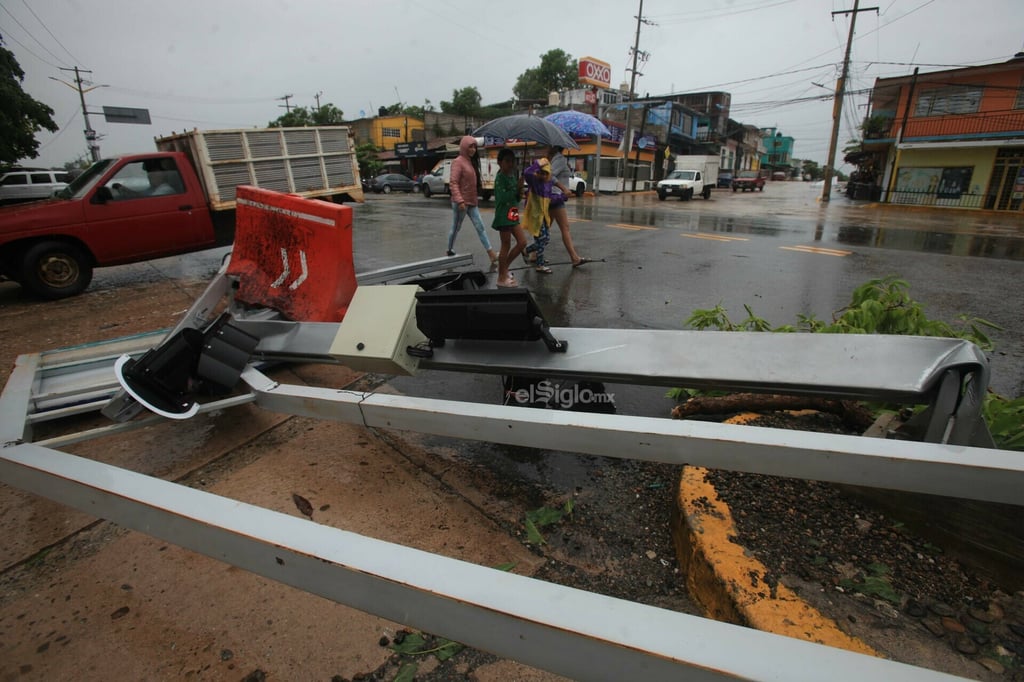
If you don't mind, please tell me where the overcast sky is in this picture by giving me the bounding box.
[4,0,1023,170]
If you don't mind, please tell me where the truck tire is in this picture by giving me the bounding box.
[702,186,711,199]
[733,185,738,192]
[21,240,93,299]
[657,190,666,201]
[681,188,693,201]
[422,184,432,198]
[575,183,585,198]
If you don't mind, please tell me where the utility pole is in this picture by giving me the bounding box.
[53,67,102,162]
[822,0,878,202]
[314,91,323,111]
[278,94,294,113]
[622,0,653,192]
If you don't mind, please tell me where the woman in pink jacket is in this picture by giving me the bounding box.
[446,136,498,265]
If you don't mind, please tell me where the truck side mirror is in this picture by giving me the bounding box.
[93,186,113,204]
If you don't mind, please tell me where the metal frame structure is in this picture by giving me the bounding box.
[2,210,1019,681]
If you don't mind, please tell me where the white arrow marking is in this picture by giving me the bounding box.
[288,250,308,290]
[270,248,290,288]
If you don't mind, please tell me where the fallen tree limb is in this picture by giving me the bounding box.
[670,393,876,432]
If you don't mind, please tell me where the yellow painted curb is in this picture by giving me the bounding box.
[669,412,879,656]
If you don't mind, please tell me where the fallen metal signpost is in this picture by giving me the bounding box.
[2,187,1019,681]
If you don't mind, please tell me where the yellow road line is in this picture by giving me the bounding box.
[609,223,658,231]
[780,245,852,257]
[681,233,749,242]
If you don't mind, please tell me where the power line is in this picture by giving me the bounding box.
[20,0,80,65]
[0,4,70,67]
[0,23,64,68]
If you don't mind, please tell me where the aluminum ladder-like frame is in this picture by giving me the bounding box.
[1,264,1019,680]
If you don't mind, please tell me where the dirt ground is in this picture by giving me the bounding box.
[0,278,688,681]
[1,275,1021,681]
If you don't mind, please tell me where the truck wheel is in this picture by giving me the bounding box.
[422,184,432,198]
[702,186,711,199]
[575,183,585,198]
[682,188,693,201]
[657,191,666,201]
[21,240,93,299]
[733,186,738,192]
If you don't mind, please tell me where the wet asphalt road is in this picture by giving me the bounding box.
[87,181,1024,409]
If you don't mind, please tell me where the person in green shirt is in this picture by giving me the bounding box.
[491,148,529,288]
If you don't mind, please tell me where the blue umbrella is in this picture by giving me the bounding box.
[544,110,612,138]
[472,115,579,149]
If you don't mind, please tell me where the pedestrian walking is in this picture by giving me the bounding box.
[446,136,498,266]
[548,145,592,268]
[491,148,528,287]
[522,158,554,273]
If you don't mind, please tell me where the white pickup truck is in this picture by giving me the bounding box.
[657,155,719,201]
[420,158,498,201]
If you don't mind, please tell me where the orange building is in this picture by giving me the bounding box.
[860,53,1024,211]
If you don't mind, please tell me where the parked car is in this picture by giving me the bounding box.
[0,169,71,205]
[370,173,416,194]
[731,170,766,192]
[772,171,788,181]
[717,171,734,189]
[567,171,586,197]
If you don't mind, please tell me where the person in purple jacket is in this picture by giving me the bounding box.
[446,136,498,266]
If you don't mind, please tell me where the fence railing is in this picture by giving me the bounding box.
[869,110,1024,142]
[885,189,986,209]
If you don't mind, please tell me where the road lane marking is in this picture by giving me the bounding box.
[681,233,749,242]
[609,223,658,231]
[780,245,852,257]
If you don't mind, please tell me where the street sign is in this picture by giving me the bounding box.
[102,106,152,125]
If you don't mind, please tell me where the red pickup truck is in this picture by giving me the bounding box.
[0,127,363,299]
[731,170,766,192]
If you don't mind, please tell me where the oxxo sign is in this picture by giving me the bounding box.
[578,56,611,89]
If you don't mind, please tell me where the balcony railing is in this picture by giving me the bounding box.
[868,110,1024,142]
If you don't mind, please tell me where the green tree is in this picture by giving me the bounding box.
[402,99,434,120]
[311,103,344,125]
[513,49,579,103]
[267,103,343,127]
[0,35,58,164]
[802,160,822,181]
[440,87,482,116]
[355,141,383,180]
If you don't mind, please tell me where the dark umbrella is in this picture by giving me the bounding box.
[544,110,611,138]
[472,115,579,149]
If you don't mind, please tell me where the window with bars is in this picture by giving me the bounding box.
[914,85,982,116]
[381,127,401,138]
[1015,79,1024,110]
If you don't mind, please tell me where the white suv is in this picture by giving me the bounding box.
[0,169,71,205]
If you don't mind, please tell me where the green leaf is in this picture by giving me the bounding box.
[866,562,890,576]
[433,639,465,661]
[527,506,564,527]
[393,662,418,682]
[858,575,902,604]
[493,562,516,572]
[525,517,545,544]
[391,632,428,655]
[563,497,575,517]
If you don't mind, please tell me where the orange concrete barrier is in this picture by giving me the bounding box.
[227,186,357,322]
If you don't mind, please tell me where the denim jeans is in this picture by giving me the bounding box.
[447,202,492,254]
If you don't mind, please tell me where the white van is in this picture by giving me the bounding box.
[0,169,71,205]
